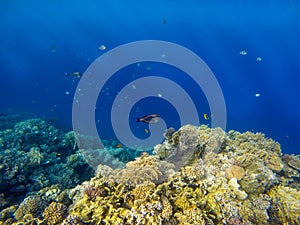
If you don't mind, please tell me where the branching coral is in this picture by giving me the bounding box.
[268,185,300,224]
[14,195,45,221]
[42,202,67,224]
[27,147,44,166]
[132,181,156,200]
[239,194,271,225]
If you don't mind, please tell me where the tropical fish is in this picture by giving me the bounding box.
[115,143,123,148]
[203,113,209,120]
[136,114,160,124]
[65,72,82,78]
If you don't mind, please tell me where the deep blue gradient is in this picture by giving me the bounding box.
[0,1,299,154]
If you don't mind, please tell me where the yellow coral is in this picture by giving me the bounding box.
[14,195,45,221]
[239,194,271,225]
[161,195,172,220]
[115,153,162,187]
[132,181,155,200]
[174,206,208,225]
[264,152,283,172]
[225,165,245,180]
[42,202,67,225]
[13,124,297,225]
[268,185,300,224]
[174,192,191,210]
[181,162,206,181]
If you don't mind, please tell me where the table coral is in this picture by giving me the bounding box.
[288,158,300,171]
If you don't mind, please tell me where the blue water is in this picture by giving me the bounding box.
[1,1,299,154]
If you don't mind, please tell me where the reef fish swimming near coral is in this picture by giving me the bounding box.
[136,114,160,124]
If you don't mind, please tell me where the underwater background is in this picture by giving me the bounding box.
[0,1,300,224]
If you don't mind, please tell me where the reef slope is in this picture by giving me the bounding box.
[1,124,299,225]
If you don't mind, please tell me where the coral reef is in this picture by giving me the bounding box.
[42,202,68,224]
[0,117,93,211]
[268,185,300,224]
[225,165,245,180]
[14,195,46,221]
[1,123,299,225]
[288,157,300,171]
[115,152,174,187]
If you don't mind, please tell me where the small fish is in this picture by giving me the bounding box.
[66,72,82,78]
[203,114,209,120]
[115,143,123,148]
[255,93,261,97]
[136,114,160,124]
[99,45,106,51]
[144,128,149,134]
[239,50,247,56]
[256,57,262,61]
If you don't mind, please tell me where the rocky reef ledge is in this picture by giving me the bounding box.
[1,124,299,225]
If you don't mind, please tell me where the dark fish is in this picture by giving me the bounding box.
[66,72,82,78]
[136,114,160,124]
